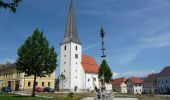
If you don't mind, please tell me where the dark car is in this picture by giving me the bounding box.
[43,87,54,93]
[1,87,12,92]
[35,87,44,93]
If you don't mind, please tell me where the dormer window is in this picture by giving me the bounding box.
[64,46,66,50]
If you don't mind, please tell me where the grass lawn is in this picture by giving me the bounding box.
[115,93,170,100]
[0,92,95,100]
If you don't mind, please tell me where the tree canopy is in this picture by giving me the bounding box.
[0,0,21,13]
[98,59,112,83]
[16,28,57,96]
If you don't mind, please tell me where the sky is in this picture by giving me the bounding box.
[0,0,170,78]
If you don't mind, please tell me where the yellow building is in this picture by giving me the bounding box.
[0,63,55,91]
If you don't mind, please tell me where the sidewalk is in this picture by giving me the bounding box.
[81,97,138,100]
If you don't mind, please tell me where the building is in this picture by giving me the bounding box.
[127,77,143,94]
[59,0,112,92]
[0,63,55,91]
[142,74,158,94]
[157,66,170,94]
[112,78,127,93]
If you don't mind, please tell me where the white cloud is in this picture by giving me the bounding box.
[113,70,158,78]
[0,58,15,64]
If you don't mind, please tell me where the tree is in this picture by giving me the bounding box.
[59,72,67,94]
[16,28,57,96]
[0,0,21,13]
[98,59,112,89]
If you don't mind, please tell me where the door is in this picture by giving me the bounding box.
[15,81,20,91]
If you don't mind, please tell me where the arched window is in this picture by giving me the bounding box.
[64,45,66,50]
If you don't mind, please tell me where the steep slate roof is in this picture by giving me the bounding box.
[158,66,170,77]
[112,78,127,85]
[81,55,99,73]
[143,73,158,83]
[128,77,143,84]
[0,63,16,71]
[61,0,81,44]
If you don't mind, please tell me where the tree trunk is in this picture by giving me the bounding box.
[32,75,37,97]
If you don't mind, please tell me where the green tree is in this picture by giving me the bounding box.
[0,0,21,13]
[16,28,57,96]
[98,59,112,85]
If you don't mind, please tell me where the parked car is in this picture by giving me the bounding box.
[35,87,44,93]
[43,87,54,93]
[1,87,12,92]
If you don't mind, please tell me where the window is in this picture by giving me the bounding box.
[75,54,78,59]
[64,55,66,57]
[75,46,78,50]
[64,46,66,50]
[48,82,50,87]
[64,62,66,64]
[35,82,38,86]
[42,82,44,87]
[93,78,96,81]
[88,79,90,82]
[166,80,168,83]
[28,82,31,87]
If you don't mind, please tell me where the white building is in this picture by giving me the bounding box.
[112,78,127,93]
[59,0,111,93]
[127,77,143,94]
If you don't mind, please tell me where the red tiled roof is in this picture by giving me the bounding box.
[81,54,99,73]
[128,77,143,84]
[112,78,127,85]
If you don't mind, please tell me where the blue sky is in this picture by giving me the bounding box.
[1,0,170,78]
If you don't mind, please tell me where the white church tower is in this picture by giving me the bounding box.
[59,0,85,92]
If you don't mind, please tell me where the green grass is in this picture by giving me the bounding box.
[0,92,95,100]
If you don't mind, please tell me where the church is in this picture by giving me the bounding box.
[59,0,112,92]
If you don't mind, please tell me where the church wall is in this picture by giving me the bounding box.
[59,43,71,90]
[85,73,99,92]
[70,42,85,92]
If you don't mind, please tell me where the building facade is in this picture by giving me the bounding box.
[142,74,158,94]
[0,63,55,91]
[127,77,143,94]
[157,66,170,94]
[112,78,127,93]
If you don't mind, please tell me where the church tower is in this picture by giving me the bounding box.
[59,0,85,92]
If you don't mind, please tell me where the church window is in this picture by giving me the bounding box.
[88,79,90,82]
[93,78,96,81]
[75,46,78,50]
[75,54,78,59]
[64,46,66,50]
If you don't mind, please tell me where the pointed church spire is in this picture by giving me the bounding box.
[61,0,81,45]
